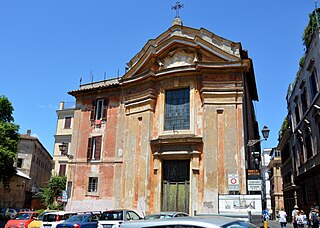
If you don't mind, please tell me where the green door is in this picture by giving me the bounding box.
[162,160,190,213]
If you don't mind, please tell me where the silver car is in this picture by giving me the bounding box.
[119,215,257,228]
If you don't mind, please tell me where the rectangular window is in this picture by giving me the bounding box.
[17,158,23,168]
[91,98,109,121]
[59,164,66,176]
[88,177,98,192]
[164,88,190,131]
[64,117,72,129]
[309,70,318,100]
[301,90,308,114]
[87,136,102,161]
[295,105,300,125]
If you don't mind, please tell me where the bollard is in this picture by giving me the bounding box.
[264,220,268,228]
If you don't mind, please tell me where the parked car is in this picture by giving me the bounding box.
[56,213,100,228]
[4,211,39,228]
[119,215,257,228]
[98,209,142,228]
[0,208,18,219]
[40,211,76,228]
[29,211,58,228]
[144,211,189,220]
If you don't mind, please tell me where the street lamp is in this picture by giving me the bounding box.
[247,126,270,147]
[59,142,73,159]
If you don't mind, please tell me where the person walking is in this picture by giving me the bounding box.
[297,211,305,228]
[310,207,319,228]
[279,207,288,228]
[293,205,299,228]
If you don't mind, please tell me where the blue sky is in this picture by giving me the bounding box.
[0,1,315,154]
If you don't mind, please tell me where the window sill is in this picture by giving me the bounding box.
[85,192,99,197]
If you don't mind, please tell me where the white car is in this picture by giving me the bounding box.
[119,215,257,228]
[98,209,143,228]
[40,211,76,228]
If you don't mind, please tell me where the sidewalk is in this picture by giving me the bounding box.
[266,220,294,228]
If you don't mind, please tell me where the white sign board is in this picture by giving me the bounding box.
[219,194,262,214]
[248,180,262,191]
[62,190,68,202]
[228,174,239,191]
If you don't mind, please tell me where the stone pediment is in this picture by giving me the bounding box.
[123,25,243,79]
[157,47,198,69]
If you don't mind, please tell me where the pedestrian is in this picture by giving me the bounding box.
[297,211,305,228]
[264,208,270,221]
[310,207,319,228]
[279,207,288,228]
[293,205,299,228]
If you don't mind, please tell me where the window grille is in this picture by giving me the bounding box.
[88,177,98,192]
[164,88,190,131]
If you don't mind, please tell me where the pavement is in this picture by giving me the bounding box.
[263,220,294,228]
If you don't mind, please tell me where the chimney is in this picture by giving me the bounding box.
[27,130,31,136]
[59,101,65,110]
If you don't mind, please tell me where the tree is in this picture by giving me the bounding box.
[42,175,66,210]
[0,95,20,189]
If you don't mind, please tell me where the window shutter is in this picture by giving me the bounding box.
[59,164,66,176]
[90,100,96,121]
[87,138,92,160]
[94,136,102,160]
[102,98,109,121]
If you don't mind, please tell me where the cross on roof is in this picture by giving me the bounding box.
[172,2,184,18]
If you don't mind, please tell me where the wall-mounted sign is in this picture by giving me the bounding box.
[248,180,262,191]
[228,174,239,191]
[247,169,260,179]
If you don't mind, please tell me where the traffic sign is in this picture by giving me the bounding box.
[228,174,239,191]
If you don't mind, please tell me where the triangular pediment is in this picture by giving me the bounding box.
[123,25,243,79]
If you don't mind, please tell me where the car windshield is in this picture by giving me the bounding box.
[145,214,173,220]
[100,212,123,221]
[15,213,31,220]
[65,215,87,222]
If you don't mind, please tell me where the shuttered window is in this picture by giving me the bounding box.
[90,98,109,121]
[59,164,66,176]
[164,88,190,131]
[64,117,72,129]
[87,136,102,161]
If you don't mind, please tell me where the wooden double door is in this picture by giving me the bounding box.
[161,160,190,213]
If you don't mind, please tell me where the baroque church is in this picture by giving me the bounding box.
[64,16,260,214]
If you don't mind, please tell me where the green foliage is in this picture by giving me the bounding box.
[42,175,66,210]
[299,55,305,68]
[0,95,20,189]
[302,9,320,49]
[281,117,289,133]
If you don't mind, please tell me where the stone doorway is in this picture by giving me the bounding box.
[161,160,190,213]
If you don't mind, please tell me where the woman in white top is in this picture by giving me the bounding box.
[279,207,288,228]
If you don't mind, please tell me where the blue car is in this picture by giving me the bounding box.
[56,213,100,228]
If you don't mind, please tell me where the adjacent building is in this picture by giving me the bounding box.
[267,148,283,216]
[278,9,320,215]
[0,130,53,209]
[64,18,262,214]
[53,101,75,177]
[261,148,271,215]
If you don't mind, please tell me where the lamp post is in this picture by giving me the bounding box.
[59,142,73,159]
[247,126,270,147]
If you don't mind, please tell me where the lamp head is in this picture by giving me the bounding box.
[261,126,270,140]
[59,142,67,153]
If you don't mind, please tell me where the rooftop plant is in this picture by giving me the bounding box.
[302,8,320,50]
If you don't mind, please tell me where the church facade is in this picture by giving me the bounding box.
[65,19,260,214]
